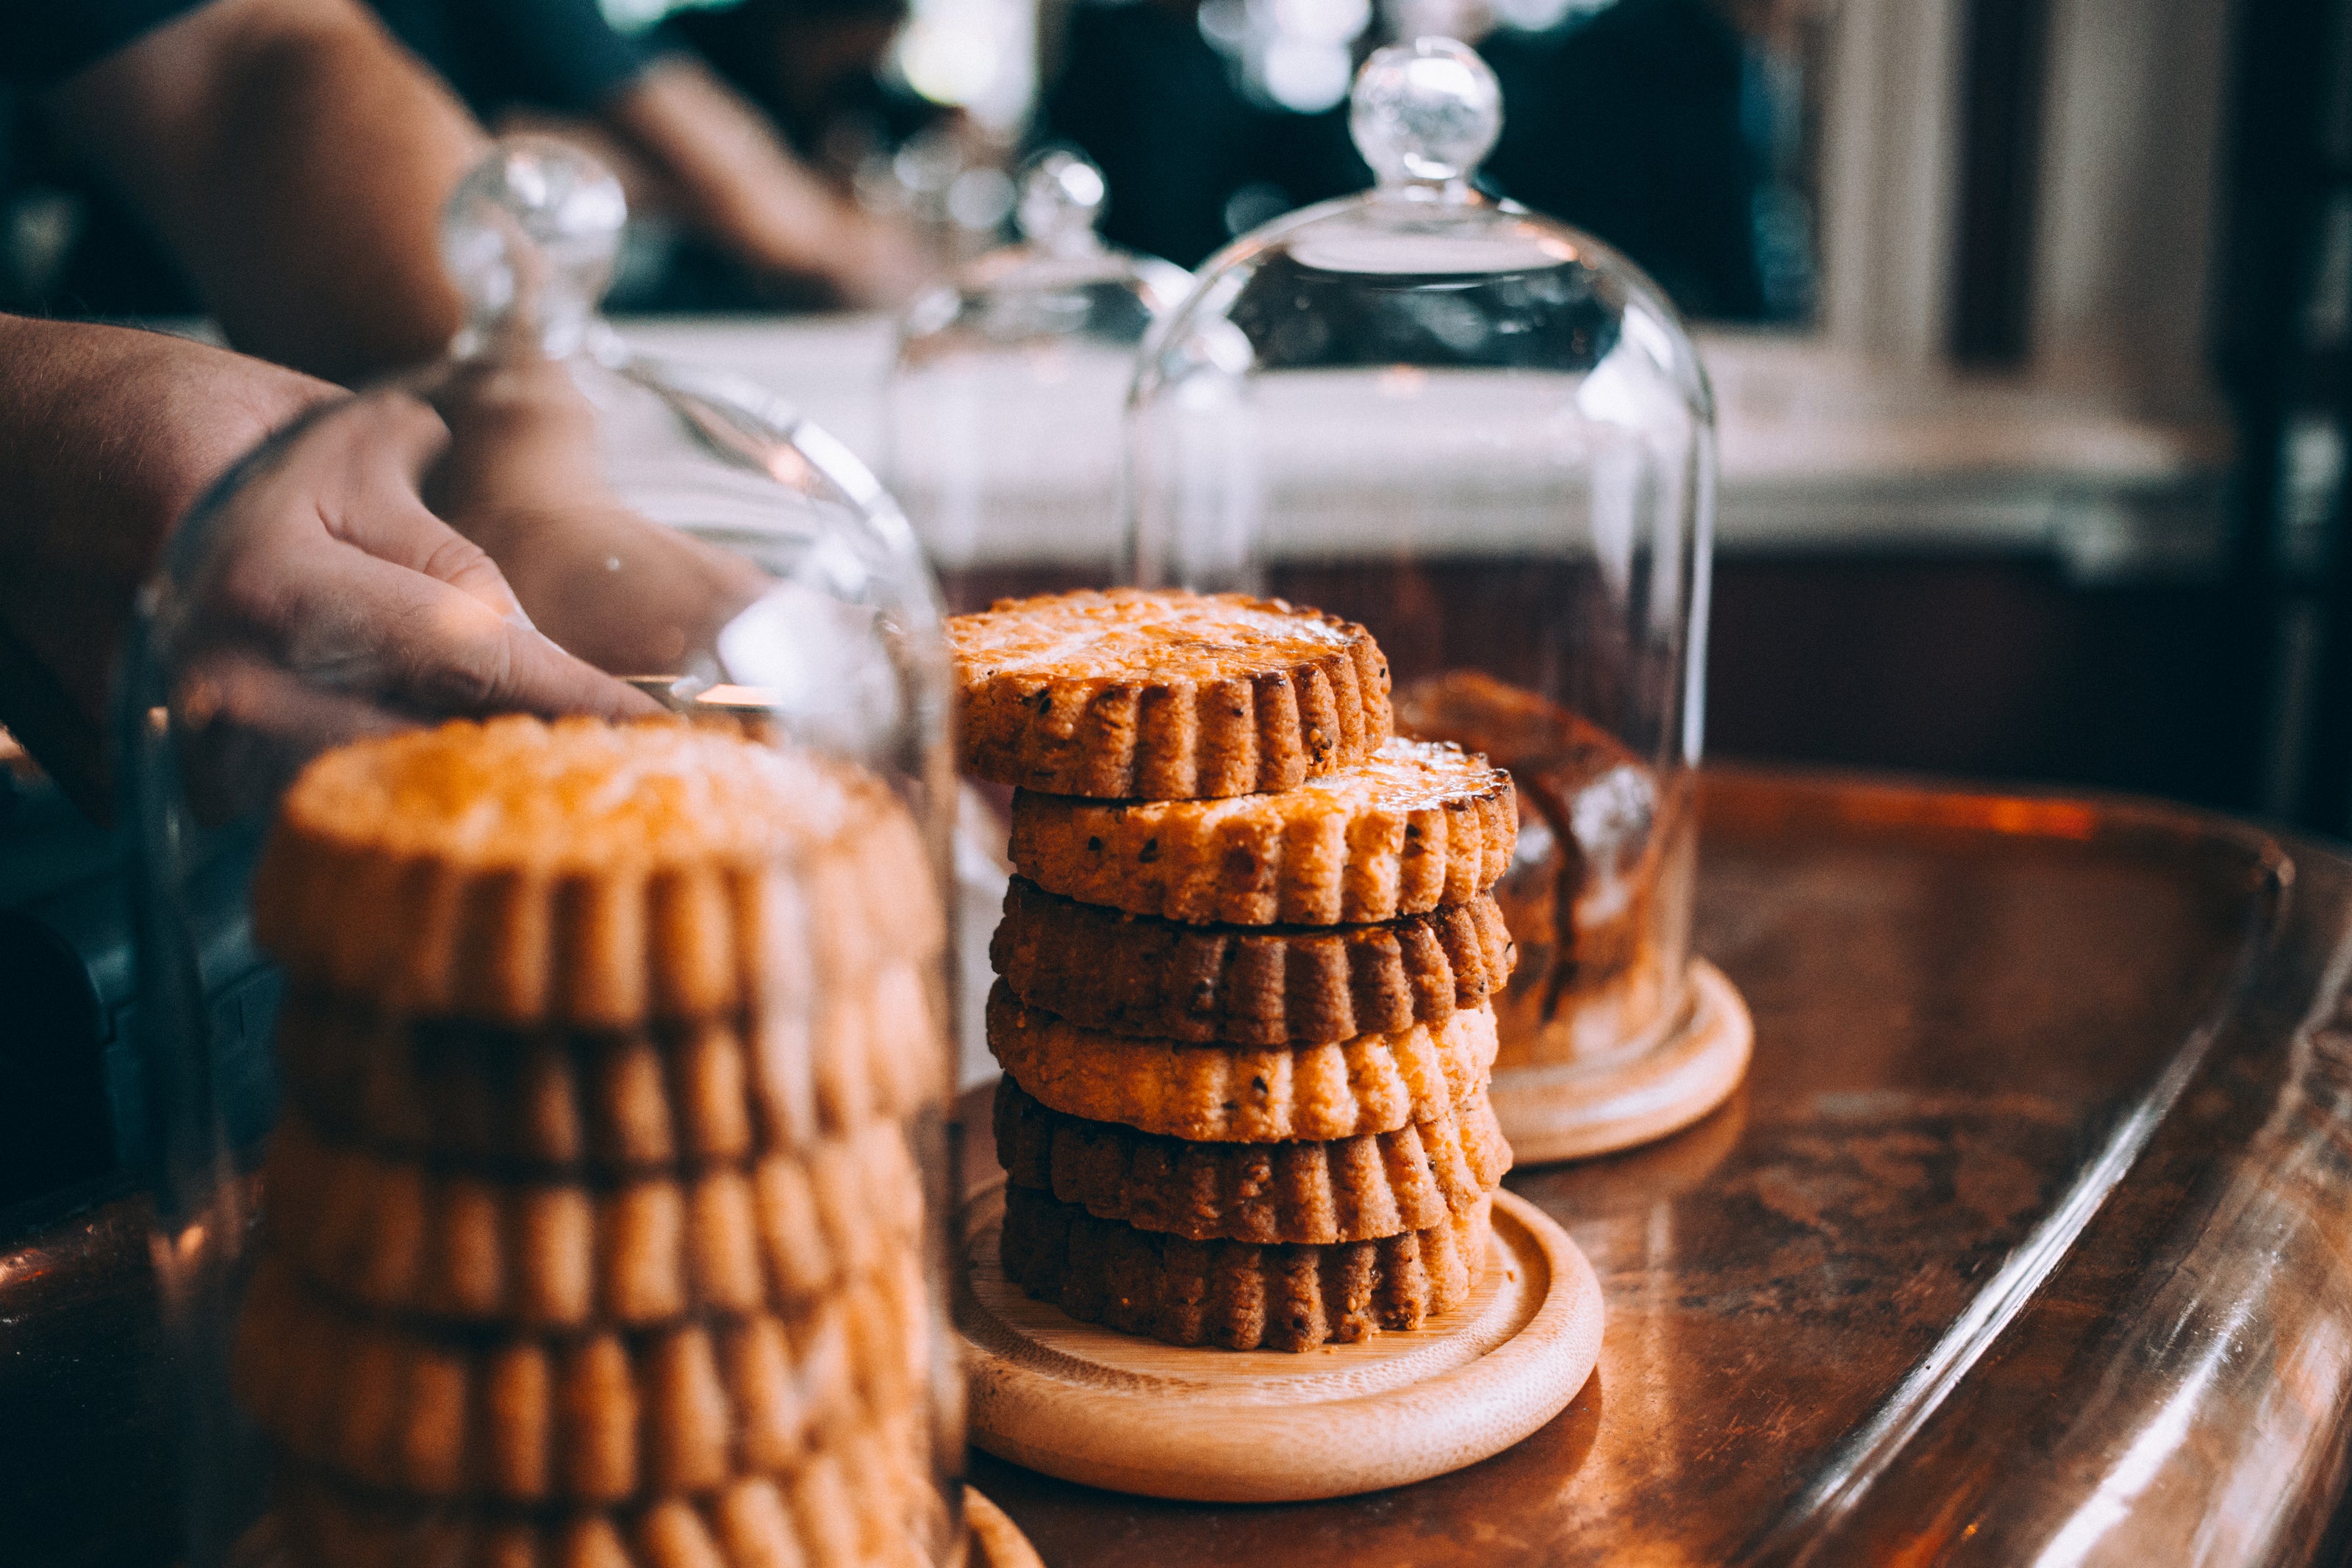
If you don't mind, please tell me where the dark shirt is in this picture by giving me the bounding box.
[0,0,662,319]
[1040,4,1366,271]
[1482,0,1765,320]
[1041,0,1769,319]
[1,0,207,89]
[368,0,661,120]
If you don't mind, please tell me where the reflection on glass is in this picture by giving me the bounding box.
[887,148,1188,614]
[125,139,964,1568]
[1130,41,1714,1073]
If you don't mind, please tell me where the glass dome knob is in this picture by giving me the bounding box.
[1015,148,1108,255]
[1349,37,1503,190]
[440,135,627,357]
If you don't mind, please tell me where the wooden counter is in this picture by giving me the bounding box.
[7,766,2350,1565]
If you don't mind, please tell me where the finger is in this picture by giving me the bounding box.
[170,647,417,822]
[305,393,536,625]
[287,552,656,722]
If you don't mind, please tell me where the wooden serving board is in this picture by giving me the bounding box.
[1490,958,1752,1165]
[956,1184,1603,1503]
[964,1487,1043,1568]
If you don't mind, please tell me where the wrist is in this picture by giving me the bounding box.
[0,315,337,563]
[0,316,340,806]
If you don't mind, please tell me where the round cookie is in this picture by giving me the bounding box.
[269,1417,941,1568]
[949,589,1392,799]
[994,1078,1509,1245]
[254,715,940,1029]
[234,1254,926,1505]
[985,982,1497,1143]
[999,1185,1488,1351]
[266,1115,926,1328]
[275,967,941,1173]
[991,877,1514,1045]
[1008,738,1516,926]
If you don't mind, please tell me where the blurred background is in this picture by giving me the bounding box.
[1,0,2350,916]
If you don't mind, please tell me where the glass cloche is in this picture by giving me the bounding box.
[886,150,1191,1085]
[887,148,1191,614]
[1129,42,1717,1098]
[122,140,964,1567]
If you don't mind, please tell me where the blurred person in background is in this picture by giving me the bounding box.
[0,0,664,813]
[671,0,942,176]
[369,0,939,308]
[0,0,936,323]
[1039,0,1364,270]
[1041,0,1793,321]
[1481,0,1764,319]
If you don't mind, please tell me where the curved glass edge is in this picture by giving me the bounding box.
[1122,185,1720,1074]
[119,337,966,1567]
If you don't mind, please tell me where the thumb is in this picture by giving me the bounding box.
[313,392,537,626]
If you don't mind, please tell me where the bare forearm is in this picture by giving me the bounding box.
[46,0,486,384]
[0,317,332,577]
[605,58,842,271]
[0,314,335,804]
[602,57,932,304]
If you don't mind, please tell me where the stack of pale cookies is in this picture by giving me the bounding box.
[949,589,1519,1352]
[239,715,950,1568]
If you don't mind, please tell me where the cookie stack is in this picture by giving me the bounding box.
[947,589,1519,1352]
[238,715,951,1568]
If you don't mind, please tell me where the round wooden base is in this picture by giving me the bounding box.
[964,1486,1043,1568]
[1490,958,1752,1165]
[954,1185,1602,1503]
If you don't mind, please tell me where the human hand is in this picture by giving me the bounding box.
[164,389,656,813]
[422,356,772,676]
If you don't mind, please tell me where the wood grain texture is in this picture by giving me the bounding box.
[1488,960,1752,1165]
[965,1487,1044,1568]
[954,1184,1601,1502]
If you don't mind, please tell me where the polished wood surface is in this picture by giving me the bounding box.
[1488,957,1754,1162]
[8,766,2351,1566]
[965,767,2351,1565]
[957,1185,1602,1502]
[964,1488,1044,1568]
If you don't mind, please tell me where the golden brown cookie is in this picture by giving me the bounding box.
[276,969,942,1173]
[985,982,1496,1143]
[254,716,939,1028]
[998,1184,1487,1351]
[234,1254,926,1504]
[994,1078,1507,1245]
[1008,738,1515,926]
[949,589,1392,799]
[1397,669,1689,1067]
[991,877,1514,1045]
[266,1115,925,1328]
[270,1417,942,1568]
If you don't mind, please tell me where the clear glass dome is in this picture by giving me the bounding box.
[886,150,1191,1086]
[123,139,963,1567]
[887,148,1191,614]
[1130,40,1715,1079]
